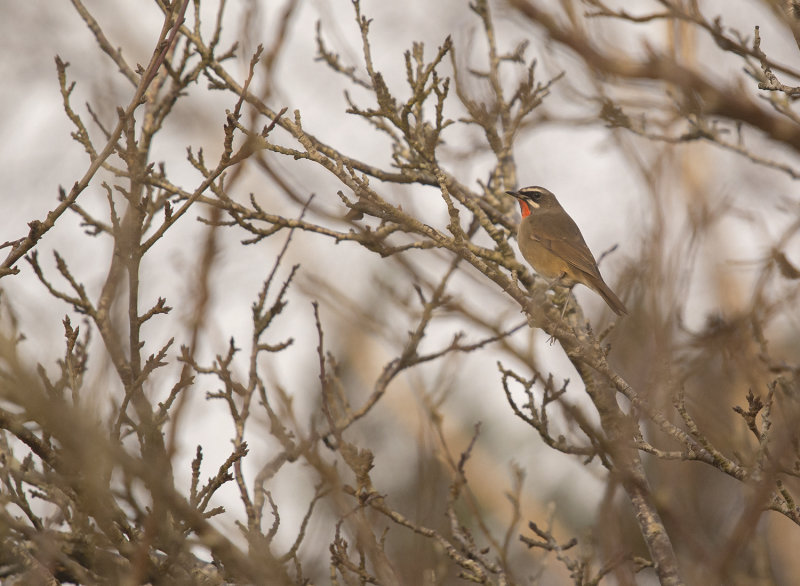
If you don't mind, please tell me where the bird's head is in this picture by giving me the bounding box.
[505,186,558,218]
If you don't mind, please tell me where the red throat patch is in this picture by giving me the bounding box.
[518,200,531,218]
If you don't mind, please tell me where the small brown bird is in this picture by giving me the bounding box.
[506,186,628,316]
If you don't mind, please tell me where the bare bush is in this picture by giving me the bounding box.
[1,0,800,584]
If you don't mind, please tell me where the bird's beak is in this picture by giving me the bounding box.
[506,190,539,209]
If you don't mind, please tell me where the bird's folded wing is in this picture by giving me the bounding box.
[528,228,601,278]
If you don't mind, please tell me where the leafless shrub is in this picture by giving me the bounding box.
[1,0,800,584]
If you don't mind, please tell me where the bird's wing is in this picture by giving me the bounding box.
[529,213,602,278]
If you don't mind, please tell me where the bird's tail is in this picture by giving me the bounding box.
[590,277,628,316]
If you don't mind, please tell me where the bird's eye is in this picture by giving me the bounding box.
[531,191,541,200]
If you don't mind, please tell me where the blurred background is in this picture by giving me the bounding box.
[2,0,800,584]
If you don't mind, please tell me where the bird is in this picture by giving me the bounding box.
[506,186,628,316]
